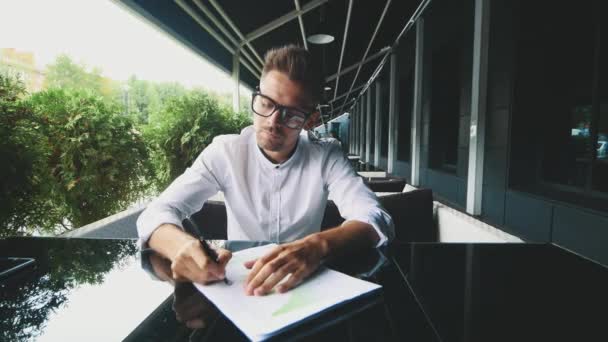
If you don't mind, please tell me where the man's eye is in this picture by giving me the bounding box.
[261,99,273,108]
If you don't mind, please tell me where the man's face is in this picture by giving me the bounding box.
[253,70,316,158]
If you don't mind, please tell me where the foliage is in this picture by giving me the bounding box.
[0,239,138,341]
[124,76,188,125]
[27,88,150,230]
[43,54,120,100]
[144,90,251,190]
[0,72,53,237]
[2,54,252,237]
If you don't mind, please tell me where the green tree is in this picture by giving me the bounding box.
[44,54,120,100]
[122,78,188,125]
[124,75,159,125]
[144,90,251,190]
[28,88,151,230]
[155,81,187,103]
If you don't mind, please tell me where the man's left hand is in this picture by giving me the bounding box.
[243,235,327,296]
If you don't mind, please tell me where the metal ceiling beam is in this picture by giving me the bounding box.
[329,83,366,104]
[326,83,366,119]
[338,0,433,116]
[333,0,353,100]
[244,0,329,44]
[294,0,308,50]
[207,0,265,67]
[326,46,390,83]
[359,0,432,96]
[358,50,390,97]
[394,0,432,43]
[193,0,262,73]
[175,0,260,78]
[339,0,392,114]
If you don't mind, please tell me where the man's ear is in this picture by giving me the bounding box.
[303,111,320,131]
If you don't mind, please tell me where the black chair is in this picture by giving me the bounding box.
[321,188,436,243]
[185,188,436,243]
[184,200,228,240]
[377,188,436,242]
[363,177,407,192]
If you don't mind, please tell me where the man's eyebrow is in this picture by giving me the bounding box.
[261,91,311,112]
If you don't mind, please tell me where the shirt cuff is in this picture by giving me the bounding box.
[136,208,184,248]
[345,210,394,247]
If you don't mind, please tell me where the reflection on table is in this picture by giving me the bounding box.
[2,238,608,341]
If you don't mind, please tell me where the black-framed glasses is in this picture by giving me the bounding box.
[251,91,312,130]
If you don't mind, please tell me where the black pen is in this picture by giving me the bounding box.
[199,238,232,285]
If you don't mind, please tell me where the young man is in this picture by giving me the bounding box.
[137,45,394,296]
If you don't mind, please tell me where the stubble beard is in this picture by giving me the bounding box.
[257,127,286,152]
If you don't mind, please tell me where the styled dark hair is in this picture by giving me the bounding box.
[262,44,322,107]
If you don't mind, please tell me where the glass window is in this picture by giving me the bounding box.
[428,45,461,173]
[512,0,608,198]
[398,71,414,162]
[593,20,608,192]
[368,89,375,156]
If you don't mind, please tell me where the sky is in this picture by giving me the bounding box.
[0,0,249,93]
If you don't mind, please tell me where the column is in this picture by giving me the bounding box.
[387,51,399,173]
[374,81,382,166]
[466,0,490,215]
[411,19,425,186]
[365,89,373,164]
[232,51,240,112]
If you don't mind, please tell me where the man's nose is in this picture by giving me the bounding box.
[268,108,283,126]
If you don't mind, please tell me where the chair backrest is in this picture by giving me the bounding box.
[378,188,436,242]
[186,188,435,243]
[364,177,407,192]
[321,188,435,242]
[185,200,228,239]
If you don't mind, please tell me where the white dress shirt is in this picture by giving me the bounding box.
[137,126,394,246]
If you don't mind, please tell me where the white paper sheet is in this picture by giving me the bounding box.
[194,244,381,341]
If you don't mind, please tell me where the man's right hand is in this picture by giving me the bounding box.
[149,224,232,284]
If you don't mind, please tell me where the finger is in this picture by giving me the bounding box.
[184,261,213,284]
[201,249,232,280]
[216,248,232,269]
[192,249,224,280]
[245,246,284,284]
[173,244,210,280]
[189,242,211,271]
[171,259,192,282]
[246,257,289,296]
[186,318,206,329]
[172,271,189,282]
[253,262,298,296]
[277,268,308,293]
[244,259,256,269]
[182,257,220,284]
[174,302,195,322]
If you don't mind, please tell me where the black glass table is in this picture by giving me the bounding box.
[1,237,607,341]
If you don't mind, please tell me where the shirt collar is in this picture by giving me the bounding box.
[252,130,305,170]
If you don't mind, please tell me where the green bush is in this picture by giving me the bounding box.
[1,70,250,237]
[0,72,52,237]
[27,88,150,231]
[144,90,251,190]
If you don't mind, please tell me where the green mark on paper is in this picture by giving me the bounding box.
[271,288,313,317]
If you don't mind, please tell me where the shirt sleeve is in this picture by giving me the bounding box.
[136,141,225,246]
[323,142,395,246]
